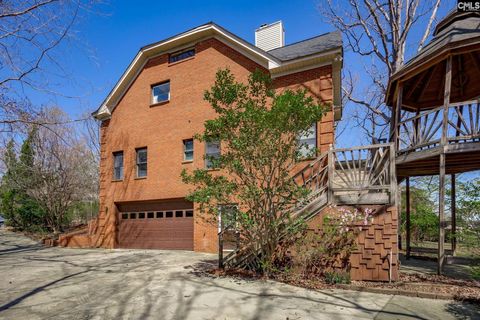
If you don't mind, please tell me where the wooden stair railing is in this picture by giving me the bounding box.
[219,143,395,269]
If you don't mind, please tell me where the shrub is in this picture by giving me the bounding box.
[471,265,480,280]
[325,271,351,284]
[182,69,326,274]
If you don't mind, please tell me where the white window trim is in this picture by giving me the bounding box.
[205,141,221,169]
[136,148,148,178]
[297,123,317,158]
[113,151,124,180]
[183,139,194,161]
[151,81,170,104]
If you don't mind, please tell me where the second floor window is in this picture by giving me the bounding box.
[113,151,124,180]
[205,141,220,169]
[136,148,147,178]
[297,124,317,158]
[152,81,170,104]
[183,139,194,161]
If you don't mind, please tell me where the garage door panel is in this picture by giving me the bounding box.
[117,202,194,250]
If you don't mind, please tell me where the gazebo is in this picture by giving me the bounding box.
[386,11,480,274]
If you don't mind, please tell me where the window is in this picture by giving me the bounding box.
[138,212,145,219]
[113,151,124,180]
[205,141,220,169]
[156,212,164,218]
[147,212,154,219]
[183,139,194,161]
[297,124,317,158]
[129,213,136,219]
[175,210,183,218]
[185,210,193,217]
[165,211,173,218]
[121,213,128,219]
[152,81,170,104]
[169,48,195,63]
[136,148,147,178]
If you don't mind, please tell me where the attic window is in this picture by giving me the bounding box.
[169,48,195,63]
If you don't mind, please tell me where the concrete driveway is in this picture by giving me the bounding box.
[0,230,478,320]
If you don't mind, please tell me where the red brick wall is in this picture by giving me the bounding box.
[95,37,335,253]
[273,66,335,153]
[307,205,399,282]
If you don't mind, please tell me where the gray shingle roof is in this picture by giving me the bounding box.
[267,31,342,61]
[398,11,480,74]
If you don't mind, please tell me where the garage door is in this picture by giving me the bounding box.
[117,200,194,250]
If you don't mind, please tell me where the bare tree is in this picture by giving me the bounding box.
[319,0,452,141]
[24,107,98,233]
[0,0,99,133]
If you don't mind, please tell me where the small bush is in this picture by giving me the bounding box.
[471,266,480,280]
[325,271,351,284]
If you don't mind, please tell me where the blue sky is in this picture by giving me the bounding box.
[44,1,333,116]
[31,0,456,148]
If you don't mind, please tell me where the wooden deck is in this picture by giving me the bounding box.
[396,143,480,177]
[394,100,480,177]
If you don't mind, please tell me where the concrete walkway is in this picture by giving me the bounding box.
[0,229,478,320]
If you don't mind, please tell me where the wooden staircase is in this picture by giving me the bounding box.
[219,143,396,269]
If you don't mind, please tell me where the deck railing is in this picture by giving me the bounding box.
[396,101,480,154]
[219,143,396,268]
[330,144,394,194]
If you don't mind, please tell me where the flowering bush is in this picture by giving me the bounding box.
[295,207,373,278]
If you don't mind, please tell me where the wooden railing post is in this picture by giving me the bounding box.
[391,83,403,153]
[218,213,224,269]
[438,55,452,275]
[406,177,411,259]
[389,143,397,206]
[442,56,452,147]
[328,144,334,205]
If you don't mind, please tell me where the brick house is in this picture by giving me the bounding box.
[58,21,400,281]
[83,21,343,252]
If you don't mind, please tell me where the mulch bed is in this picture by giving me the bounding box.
[347,273,480,303]
[208,268,480,303]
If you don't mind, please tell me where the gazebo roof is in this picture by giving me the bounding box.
[386,11,480,110]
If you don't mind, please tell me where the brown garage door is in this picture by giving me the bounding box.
[117,200,194,250]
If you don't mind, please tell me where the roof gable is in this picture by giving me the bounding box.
[93,23,342,120]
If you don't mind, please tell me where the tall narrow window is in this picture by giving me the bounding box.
[113,151,124,180]
[297,124,317,158]
[136,148,147,178]
[205,141,220,169]
[183,139,194,161]
[152,81,170,104]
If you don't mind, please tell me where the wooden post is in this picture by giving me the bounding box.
[442,56,452,146]
[397,181,402,251]
[406,177,411,260]
[218,213,224,269]
[389,143,397,205]
[328,145,334,205]
[451,174,457,257]
[439,153,446,274]
[391,84,403,152]
[415,109,421,146]
[438,56,452,275]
